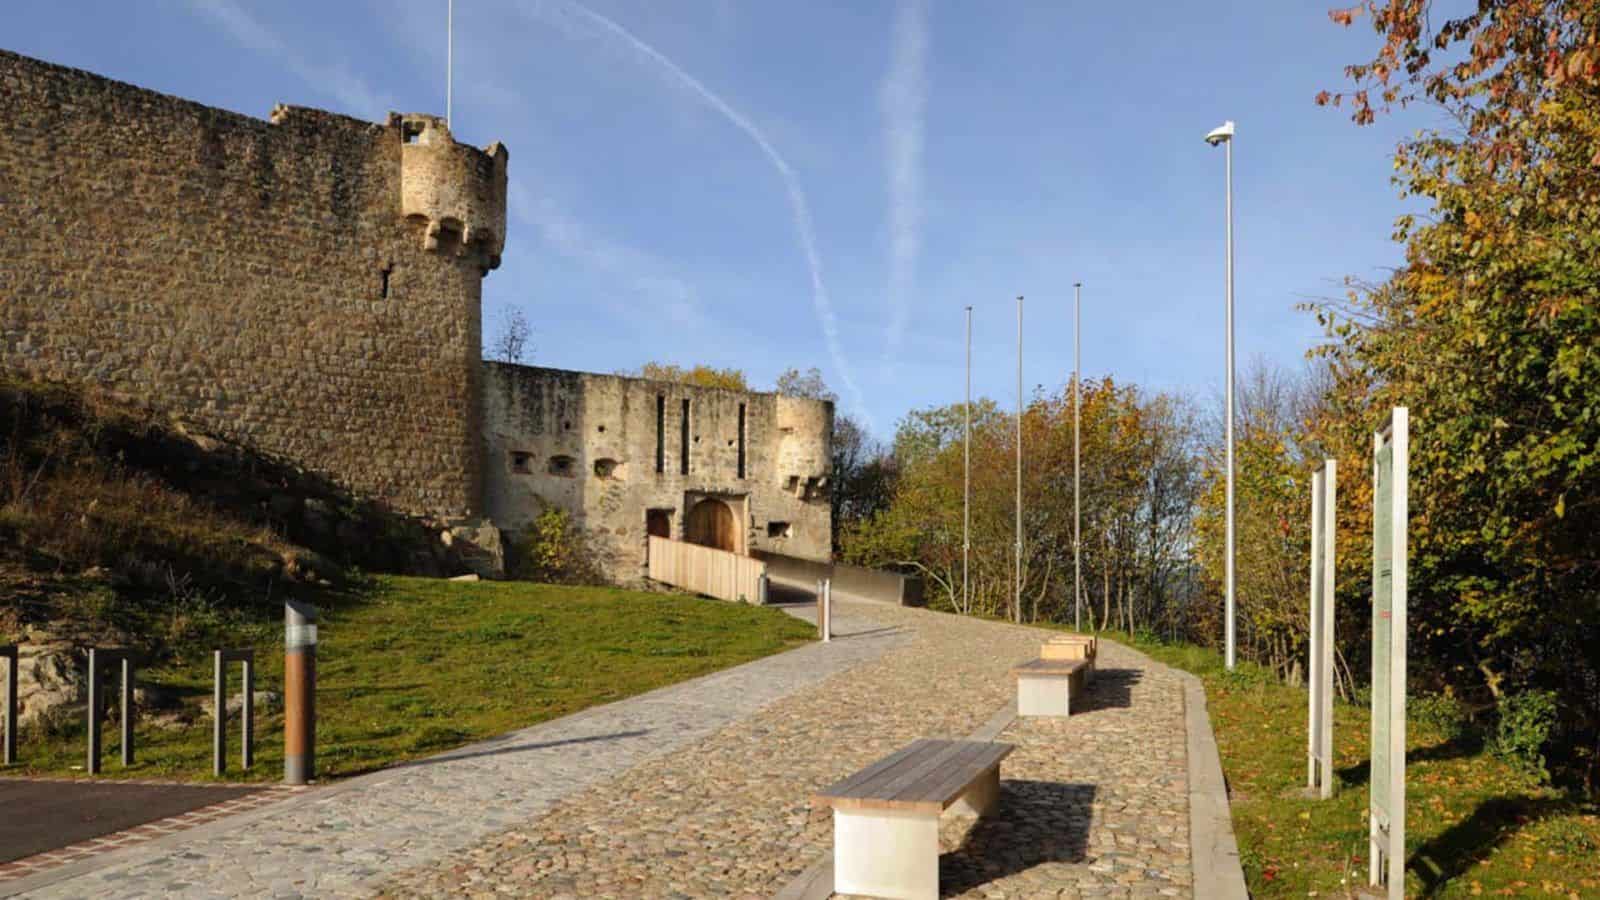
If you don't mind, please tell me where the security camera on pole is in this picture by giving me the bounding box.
[1204,119,1237,670]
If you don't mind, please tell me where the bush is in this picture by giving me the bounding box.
[508,508,601,585]
[1491,689,1559,781]
[1411,692,1470,743]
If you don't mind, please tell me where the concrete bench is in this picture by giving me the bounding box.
[1041,634,1097,680]
[1012,657,1089,717]
[812,738,1014,899]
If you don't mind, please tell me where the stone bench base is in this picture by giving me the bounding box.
[1015,666,1086,717]
[832,766,999,900]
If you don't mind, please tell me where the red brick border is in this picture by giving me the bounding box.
[0,780,309,883]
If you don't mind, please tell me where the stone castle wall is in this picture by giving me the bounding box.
[482,364,833,580]
[0,50,506,517]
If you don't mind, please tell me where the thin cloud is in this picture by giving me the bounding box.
[880,0,928,363]
[185,0,391,119]
[508,182,703,330]
[516,0,871,425]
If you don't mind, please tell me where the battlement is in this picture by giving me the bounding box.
[391,113,508,273]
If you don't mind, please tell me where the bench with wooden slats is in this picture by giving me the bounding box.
[812,738,1014,899]
[1041,634,1097,679]
[1012,656,1089,717]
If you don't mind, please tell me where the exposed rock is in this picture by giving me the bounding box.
[16,639,82,727]
[445,519,505,580]
[281,547,339,584]
[449,573,481,583]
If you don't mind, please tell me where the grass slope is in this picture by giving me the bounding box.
[1119,635,1600,898]
[12,576,814,782]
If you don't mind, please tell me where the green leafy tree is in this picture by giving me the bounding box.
[1319,0,1600,788]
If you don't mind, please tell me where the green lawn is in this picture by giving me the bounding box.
[8,575,814,782]
[1111,633,1600,898]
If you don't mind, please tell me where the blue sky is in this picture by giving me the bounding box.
[10,1,1425,436]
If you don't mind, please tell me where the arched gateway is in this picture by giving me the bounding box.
[685,498,739,554]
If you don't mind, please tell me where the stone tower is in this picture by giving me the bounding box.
[0,49,510,517]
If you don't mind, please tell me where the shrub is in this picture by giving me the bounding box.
[1411,692,1470,743]
[1491,689,1559,781]
[509,508,601,585]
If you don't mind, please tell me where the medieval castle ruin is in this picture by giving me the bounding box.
[0,49,833,580]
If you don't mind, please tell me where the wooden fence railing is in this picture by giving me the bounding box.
[648,536,767,604]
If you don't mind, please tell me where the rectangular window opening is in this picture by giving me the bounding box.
[737,403,746,479]
[510,451,532,474]
[655,395,665,473]
[767,521,792,539]
[679,398,690,475]
[379,266,392,299]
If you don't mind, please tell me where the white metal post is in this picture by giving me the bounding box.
[824,578,833,642]
[1073,282,1082,633]
[446,0,454,127]
[1369,409,1407,898]
[964,305,972,615]
[1223,132,1236,670]
[1320,459,1336,796]
[1015,295,1023,624]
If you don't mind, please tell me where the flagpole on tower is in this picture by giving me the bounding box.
[446,0,454,127]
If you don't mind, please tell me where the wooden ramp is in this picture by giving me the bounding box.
[648,536,767,604]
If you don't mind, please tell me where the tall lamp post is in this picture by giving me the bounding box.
[1205,119,1237,670]
[1073,282,1082,633]
[446,0,454,127]
[1015,295,1024,625]
[963,305,972,615]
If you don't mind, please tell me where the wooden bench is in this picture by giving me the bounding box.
[1012,657,1089,717]
[812,738,1014,899]
[1041,634,1097,680]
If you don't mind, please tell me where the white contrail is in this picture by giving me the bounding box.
[521,0,870,423]
[880,0,928,362]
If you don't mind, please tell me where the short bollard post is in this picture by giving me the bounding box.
[820,578,833,643]
[86,649,99,773]
[826,578,834,641]
[86,648,134,774]
[214,648,256,777]
[284,601,318,786]
[120,654,134,767]
[2,645,17,765]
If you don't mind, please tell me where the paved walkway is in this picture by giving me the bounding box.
[2,604,904,899]
[8,600,1229,899]
[384,604,1197,898]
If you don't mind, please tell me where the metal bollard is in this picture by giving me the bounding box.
[819,577,833,643]
[214,648,255,777]
[2,645,16,766]
[86,648,134,774]
[284,601,318,785]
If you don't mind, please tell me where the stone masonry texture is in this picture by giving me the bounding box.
[482,363,833,581]
[0,49,505,517]
[0,49,834,555]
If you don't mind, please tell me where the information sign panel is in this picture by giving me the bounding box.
[1369,408,1408,899]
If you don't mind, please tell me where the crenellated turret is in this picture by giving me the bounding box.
[391,113,508,273]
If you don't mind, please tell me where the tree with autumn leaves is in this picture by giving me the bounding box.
[1314,0,1600,788]
[843,377,1203,634]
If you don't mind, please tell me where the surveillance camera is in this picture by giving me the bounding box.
[1205,121,1236,146]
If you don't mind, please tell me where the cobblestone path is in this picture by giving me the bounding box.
[383,604,1194,899]
[5,604,905,899]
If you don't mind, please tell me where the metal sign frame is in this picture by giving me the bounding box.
[1369,408,1408,898]
[1307,459,1336,799]
[214,648,256,777]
